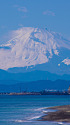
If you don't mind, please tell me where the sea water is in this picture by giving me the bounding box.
[0,95,70,125]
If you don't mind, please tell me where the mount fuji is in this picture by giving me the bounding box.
[0,27,70,75]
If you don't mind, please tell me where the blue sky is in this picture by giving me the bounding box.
[0,0,70,42]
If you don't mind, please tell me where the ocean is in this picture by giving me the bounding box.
[0,95,70,125]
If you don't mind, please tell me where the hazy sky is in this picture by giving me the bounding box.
[0,0,70,42]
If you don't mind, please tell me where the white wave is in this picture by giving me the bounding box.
[15,120,31,123]
[15,120,24,123]
[58,122,64,124]
[34,107,47,111]
[42,110,48,113]
[27,107,48,121]
[15,116,41,123]
[28,115,42,120]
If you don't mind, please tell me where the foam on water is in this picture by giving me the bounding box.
[15,120,28,123]
[28,115,42,120]
[15,107,46,123]
[34,107,47,111]
[57,122,63,124]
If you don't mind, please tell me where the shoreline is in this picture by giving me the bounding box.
[40,105,70,123]
[0,93,70,95]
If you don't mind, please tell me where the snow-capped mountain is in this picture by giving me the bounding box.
[0,27,70,74]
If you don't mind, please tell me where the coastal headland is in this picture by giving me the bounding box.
[41,105,70,123]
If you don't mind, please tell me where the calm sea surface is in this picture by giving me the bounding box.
[0,95,70,125]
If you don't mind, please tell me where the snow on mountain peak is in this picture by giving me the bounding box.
[0,27,70,70]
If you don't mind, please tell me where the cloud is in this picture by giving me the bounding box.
[18,7,28,13]
[13,5,28,13]
[43,10,55,16]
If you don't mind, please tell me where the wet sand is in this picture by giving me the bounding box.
[41,105,70,123]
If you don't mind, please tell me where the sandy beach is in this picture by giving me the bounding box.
[41,105,70,123]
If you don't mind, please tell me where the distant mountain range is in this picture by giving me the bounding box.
[0,69,70,82]
[0,68,70,92]
[0,79,69,92]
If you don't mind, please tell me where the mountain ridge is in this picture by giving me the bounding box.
[0,79,69,92]
[0,69,70,82]
[0,27,70,75]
